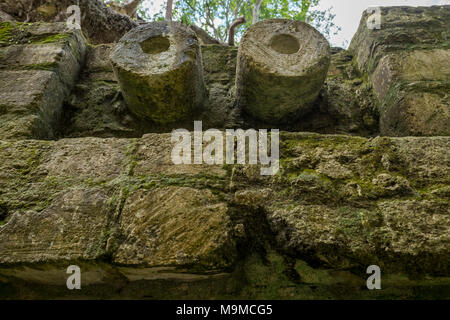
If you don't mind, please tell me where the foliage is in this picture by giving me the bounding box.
[102,0,340,43]
[103,0,155,20]
[173,0,340,42]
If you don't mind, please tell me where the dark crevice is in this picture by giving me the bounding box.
[0,203,8,223]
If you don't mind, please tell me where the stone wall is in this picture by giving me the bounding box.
[0,22,85,140]
[0,5,449,299]
[349,6,450,136]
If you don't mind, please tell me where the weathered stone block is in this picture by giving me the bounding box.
[0,22,86,140]
[110,21,206,124]
[371,49,450,100]
[0,138,128,223]
[84,44,115,74]
[236,19,330,123]
[202,44,238,86]
[379,81,450,136]
[0,70,65,139]
[267,200,450,273]
[112,186,236,269]
[260,133,450,273]
[368,49,450,136]
[133,133,227,178]
[38,137,129,179]
[200,44,238,127]
[0,42,84,88]
[348,6,450,136]
[0,188,111,264]
[349,6,450,74]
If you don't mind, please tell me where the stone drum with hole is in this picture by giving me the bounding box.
[236,19,330,123]
[110,21,206,124]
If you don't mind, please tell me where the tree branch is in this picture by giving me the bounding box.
[228,15,245,46]
[252,0,263,24]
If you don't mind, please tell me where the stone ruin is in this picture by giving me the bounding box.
[0,3,449,299]
[110,22,207,124]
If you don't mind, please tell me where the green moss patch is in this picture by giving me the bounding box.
[32,33,71,44]
[0,22,72,48]
[0,22,13,45]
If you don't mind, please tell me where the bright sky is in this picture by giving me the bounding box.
[141,0,450,48]
[313,0,450,47]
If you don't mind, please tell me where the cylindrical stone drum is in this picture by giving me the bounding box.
[110,21,206,124]
[236,19,330,123]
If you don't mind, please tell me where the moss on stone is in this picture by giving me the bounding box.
[0,22,72,48]
[32,33,71,44]
[23,62,57,72]
[114,62,198,124]
[0,22,13,45]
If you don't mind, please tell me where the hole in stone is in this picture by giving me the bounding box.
[270,34,300,54]
[140,36,170,54]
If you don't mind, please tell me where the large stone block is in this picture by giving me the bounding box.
[0,22,86,140]
[0,137,129,225]
[0,0,137,45]
[235,19,330,123]
[348,6,450,136]
[111,22,206,124]
[38,137,129,179]
[112,186,236,269]
[260,133,450,274]
[267,200,450,274]
[370,49,450,100]
[84,44,115,74]
[201,44,238,127]
[379,81,450,136]
[349,6,450,74]
[133,133,228,178]
[369,49,450,136]
[0,188,111,264]
[0,70,65,139]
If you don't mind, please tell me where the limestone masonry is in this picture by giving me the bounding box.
[0,3,449,299]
